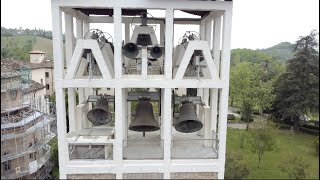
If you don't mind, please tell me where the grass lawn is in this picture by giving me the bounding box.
[226,128,319,179]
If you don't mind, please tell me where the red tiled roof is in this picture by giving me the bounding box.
[1,58,54,72]
[21,80,46,94]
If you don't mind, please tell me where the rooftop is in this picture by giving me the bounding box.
[22,80,46,94]
[1,58,54,72]
[1,70,21,79]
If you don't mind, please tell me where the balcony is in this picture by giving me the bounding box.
[123,139,164,160]
[69,144,113,160]
[122,127,218,160]
[171,129,219,159]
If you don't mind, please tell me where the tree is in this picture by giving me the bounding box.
[49,138,59,179]
[248,128,276,168]
[230,61,275,122]
[279,155,309,179]
[225,151,250,179]
[231,48,285,81]
[273,30,319,130]
[255,79,275,113]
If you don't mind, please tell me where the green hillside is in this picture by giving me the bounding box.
[258,42,295,63]
[1,35,295,64]
[1,35,53,61]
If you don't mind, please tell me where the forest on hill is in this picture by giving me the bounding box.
[1,26,295,63]
[1,26,52,39]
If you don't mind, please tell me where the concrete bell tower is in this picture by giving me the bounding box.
[51,0,233,179]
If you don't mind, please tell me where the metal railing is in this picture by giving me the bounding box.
[171,138,218,159]
[69,145,113,160]
[171,130,219,159]
[1,164,29,180]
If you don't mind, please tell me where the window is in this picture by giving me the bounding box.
[29,153,34,159]
[45,72,49,78]
[9,90,17,99]
[41,79,43,85]
[2,161,11,171]
[107,88,111,90]
[46,84,50,90]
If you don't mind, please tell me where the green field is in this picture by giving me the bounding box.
[1,35,53,58]
[226,128,319,179]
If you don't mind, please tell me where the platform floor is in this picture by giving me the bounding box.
[123,127,218,159]
[70,145,113,160]
[67,126,218,160]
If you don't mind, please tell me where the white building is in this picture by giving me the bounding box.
[51,0,233,179]
[29,50,55,97]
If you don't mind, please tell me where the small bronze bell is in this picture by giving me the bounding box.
[87,97,112,126]
[175,101,203,133]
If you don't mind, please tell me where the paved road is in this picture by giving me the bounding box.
[228,107,241,118]
[227,123,247,129]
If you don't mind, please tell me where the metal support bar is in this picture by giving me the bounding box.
[174,96,203,105]
[127,92,160,101]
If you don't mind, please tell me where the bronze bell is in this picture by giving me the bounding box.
[87,97,112,126]
[123,42,139,59]
[175,101,203,133]
[129,97,160,132]
[150,46,163,60]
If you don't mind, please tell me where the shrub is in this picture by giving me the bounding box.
[225,151,250,179]
[308,120,319,126]
[301,124,319,131]
[279,155,309,179]
[275,123,291,130]
[49,138,59,179]
[299,127,319,136]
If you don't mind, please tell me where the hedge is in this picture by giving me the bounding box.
[299,127,319,136]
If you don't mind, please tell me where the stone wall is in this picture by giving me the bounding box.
[171,172,218,179]
[123,173,164,179]
[67,174,116,179]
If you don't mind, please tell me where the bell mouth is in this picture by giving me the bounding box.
[87,109,112,125]
[129,125,160,132]
[175,120,203,133]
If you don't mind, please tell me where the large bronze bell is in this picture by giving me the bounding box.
[87,97,112,126]
[129,97,160,132]
[175,101,203,133]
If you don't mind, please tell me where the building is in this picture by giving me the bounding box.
[1,63,56,179]
[29,50,55,97]
[1,50,55,99]
[52,0,233,179]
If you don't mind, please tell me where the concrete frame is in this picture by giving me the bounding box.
[51,0,232,179]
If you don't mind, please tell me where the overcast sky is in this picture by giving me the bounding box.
[1,0,319,49]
